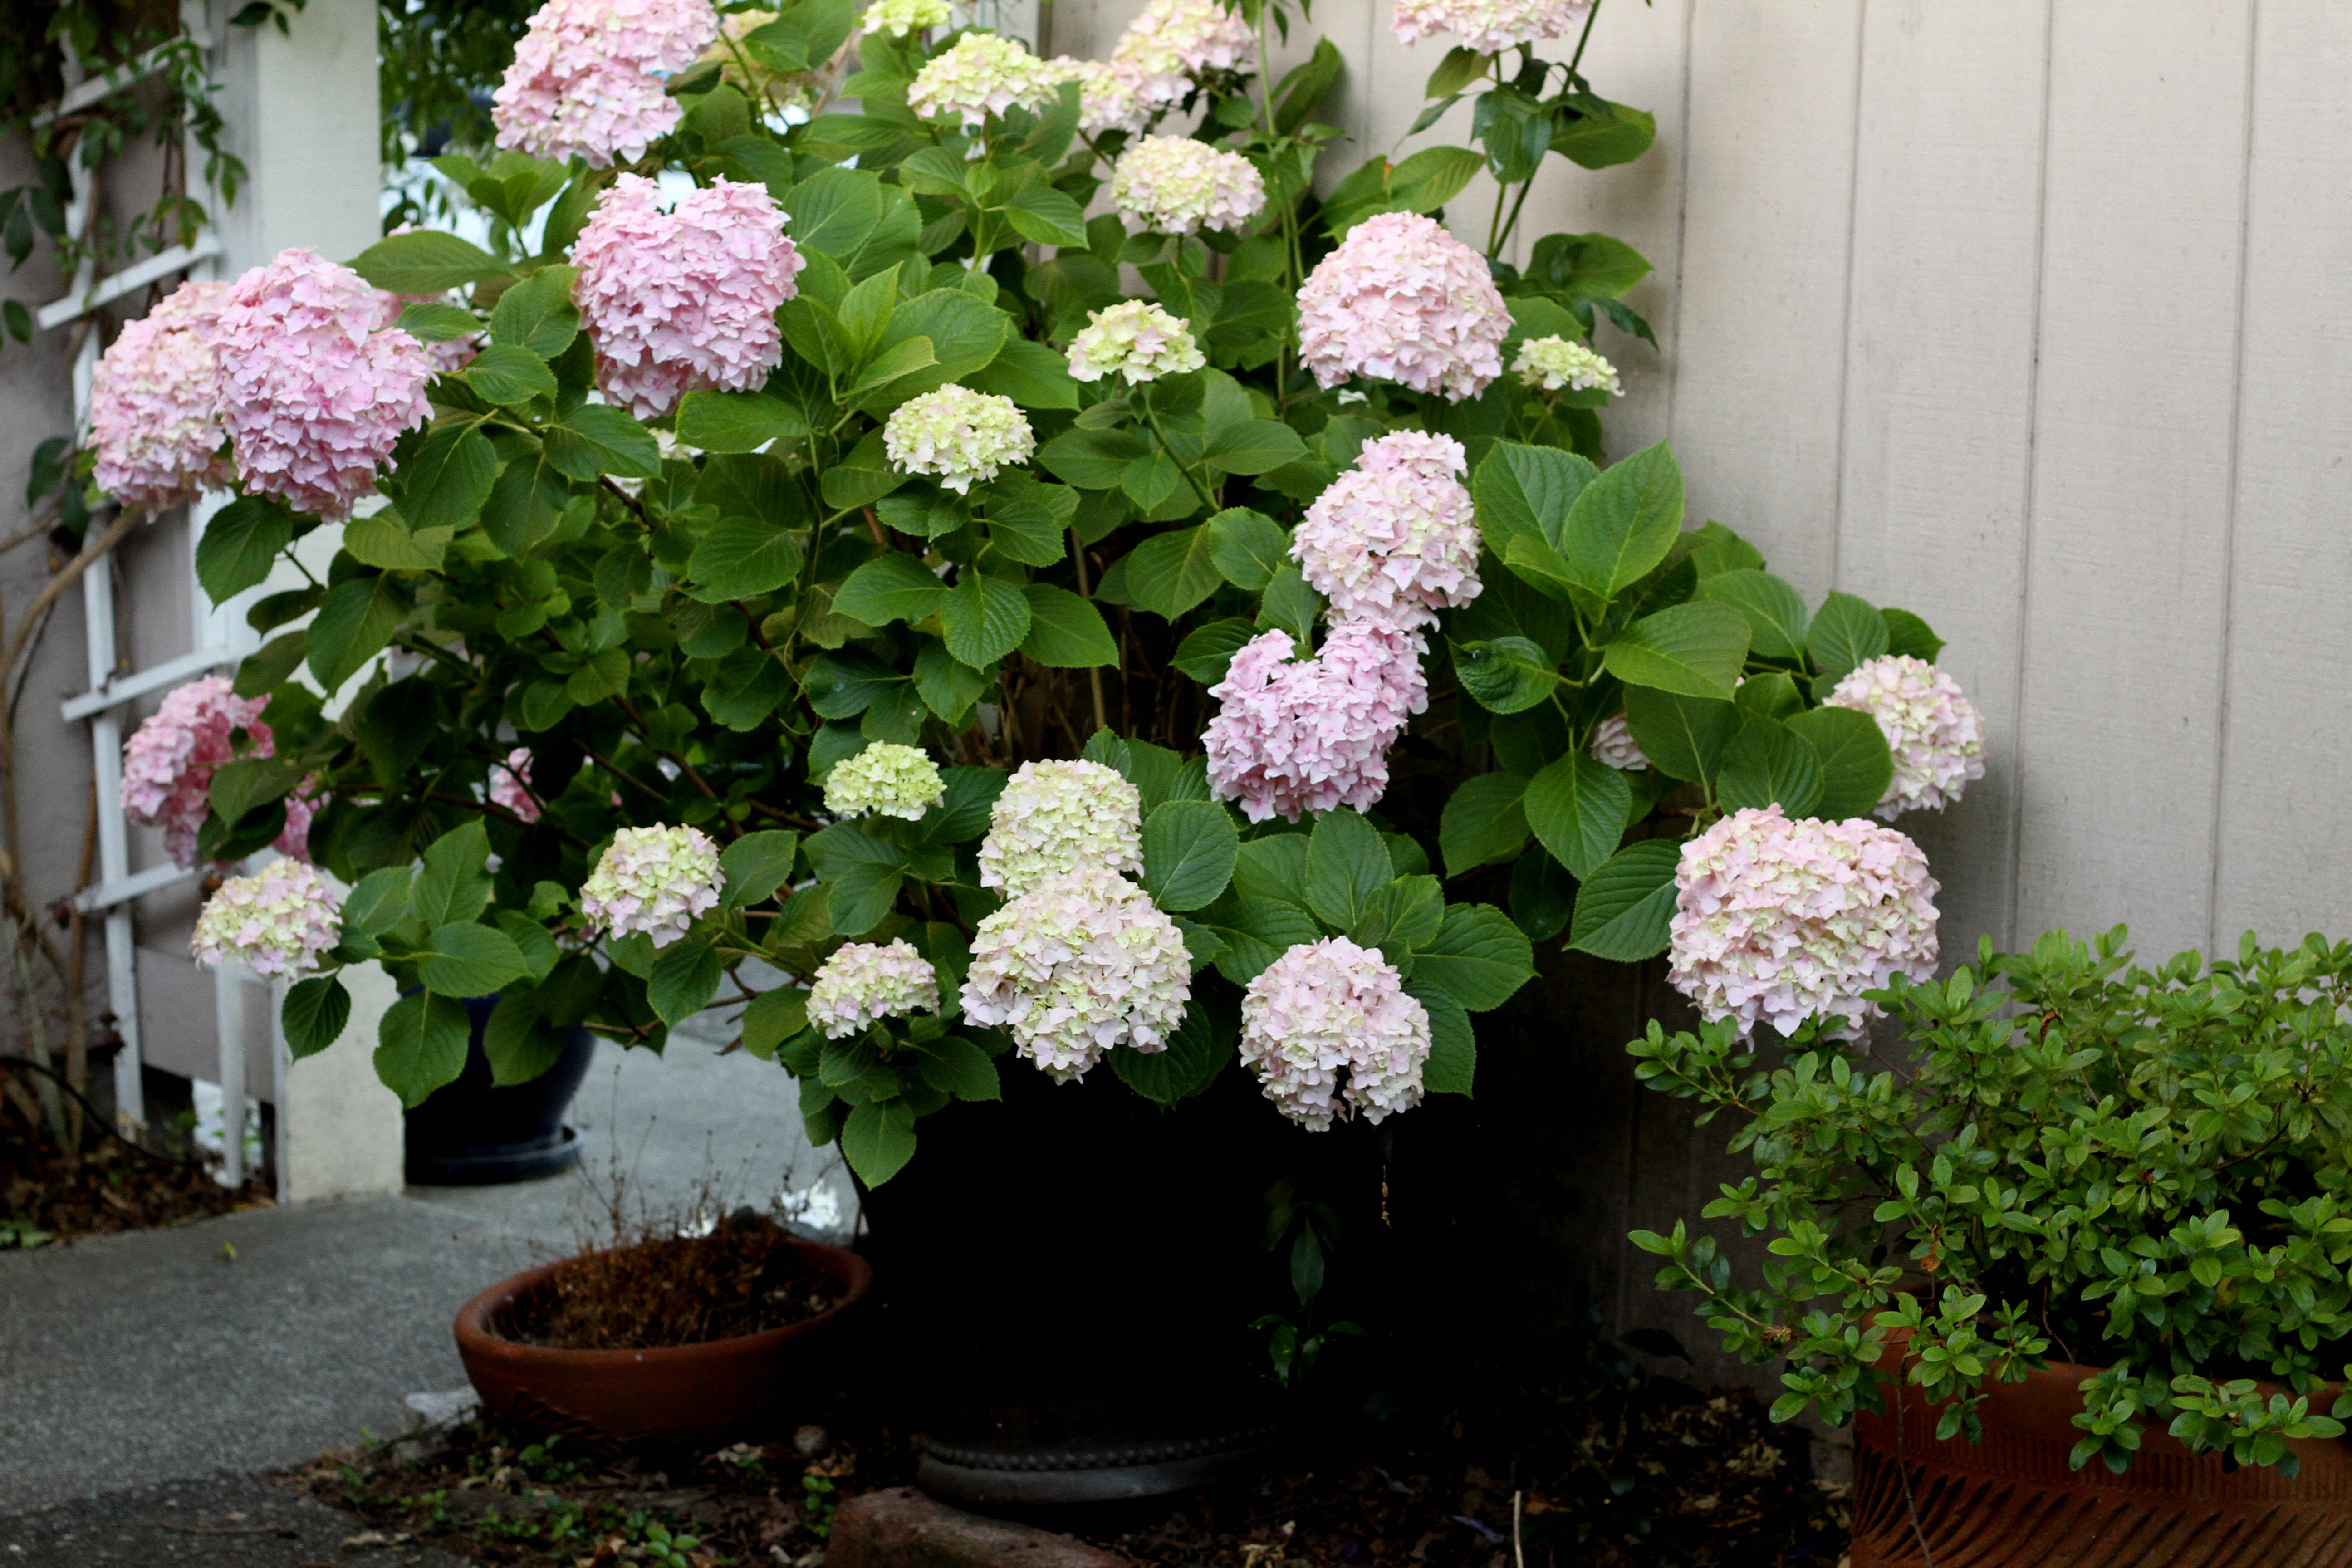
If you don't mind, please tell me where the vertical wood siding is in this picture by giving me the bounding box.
[1051,0,2348,963]
[1049,0,2352,1381]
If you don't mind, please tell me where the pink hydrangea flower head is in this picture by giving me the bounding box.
[1296,212,1510,402]
[1111,0,1257,106]
[492,0,719,166]
[1668,804,1940,1040]
[191,860,343,980]
[959,865,1192,1082]
[977,759,1143,897]
[1110,135,1266,235]
[1514,335,1620,396]
[807,939,941,1037]
[1392,0,1591,54]
[581,824,725,947]
[907,33,1062,128]
[1824,654,1986,819]
[490,747,541,824]
[572,175,803,420]
[1203,621,1429,823]
[1239,936,1431,1131]
[1291,431,1480,631]
[276,786,319,865]
[1047,57,1150,136]
[1589,713,1648,771]
[883,385,1035,492]
[211,249,433,519]
[1065,300,1205,385]
[88,279,234,515]
[122,676,274,870]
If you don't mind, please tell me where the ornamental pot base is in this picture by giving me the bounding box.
[1852,1356,2352,1567]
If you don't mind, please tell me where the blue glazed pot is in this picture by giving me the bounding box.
[404,996,596,1185]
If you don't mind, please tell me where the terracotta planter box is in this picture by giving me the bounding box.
[452,1239,872,1449]
[1852,1351,2352,1567]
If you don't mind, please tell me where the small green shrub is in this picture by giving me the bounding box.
[1630,926,2352,1475]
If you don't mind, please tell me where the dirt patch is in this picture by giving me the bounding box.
[2,1120,270,1246]
[280,1382,1846,1568]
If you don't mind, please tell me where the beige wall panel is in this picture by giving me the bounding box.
[2011,0,2252,961]
[1833,0,2050,956]
[2210,3,2352,952]
[1661,0,1861,591]
[1493,0,1692,459]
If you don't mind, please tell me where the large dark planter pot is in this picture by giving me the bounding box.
[405,996,595,1185]
[1852,1345,2352,1566]
[857,1058,1333,1508]
[452,1239,873,1449]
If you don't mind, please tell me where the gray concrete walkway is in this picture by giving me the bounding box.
[0,1029,850,1515]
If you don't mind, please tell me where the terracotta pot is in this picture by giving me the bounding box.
[452,1239,872,1448]
[1852,1339,2352,1567]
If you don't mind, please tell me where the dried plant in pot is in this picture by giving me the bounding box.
[454,1204,872,1450]
[1629,926,2352,1567]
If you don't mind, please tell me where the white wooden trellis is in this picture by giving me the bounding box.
[37,4,276,1187]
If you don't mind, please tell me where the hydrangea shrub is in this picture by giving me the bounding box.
[92,0,1989,1186]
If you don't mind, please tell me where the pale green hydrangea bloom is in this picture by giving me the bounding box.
[1512,334,1622,395]
[1065,300,1206,385]
[825,740,946,821]
[862,0,951,36]
[882,384,1035,492]
[907,33,1060,127]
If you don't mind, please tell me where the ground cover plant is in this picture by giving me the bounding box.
[1632,927,2352,1477]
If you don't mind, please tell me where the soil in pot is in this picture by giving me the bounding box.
[504,1215,848,1351]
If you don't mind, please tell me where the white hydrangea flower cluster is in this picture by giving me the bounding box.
[1668,804,1940,1040]
[581,825,725,947]
[1589,713,1648,771]
[1047,57,1150,136]
[1065,300,1206,385]
[863,0,951,35]
[1239,937,1431,1130]
[907,33,1063,127]
[883,384,1036,492]
[1824,655,1987,820]
[976,759,1143,897]
[824,740,946,821]
[1290,431,1481,632]
[1111,135,1266,235]
[1392,0,1592,55]
[190,860,342,979]
[959,865,1192,1082]
[1514,335,1622,396]
[1111,0,1256,107]
[807,940,941,1037]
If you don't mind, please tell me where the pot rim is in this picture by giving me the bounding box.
[452,1235,873,1367]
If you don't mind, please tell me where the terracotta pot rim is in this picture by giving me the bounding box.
[452,1236,873,1367]
[1877,1322,2345,1413]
